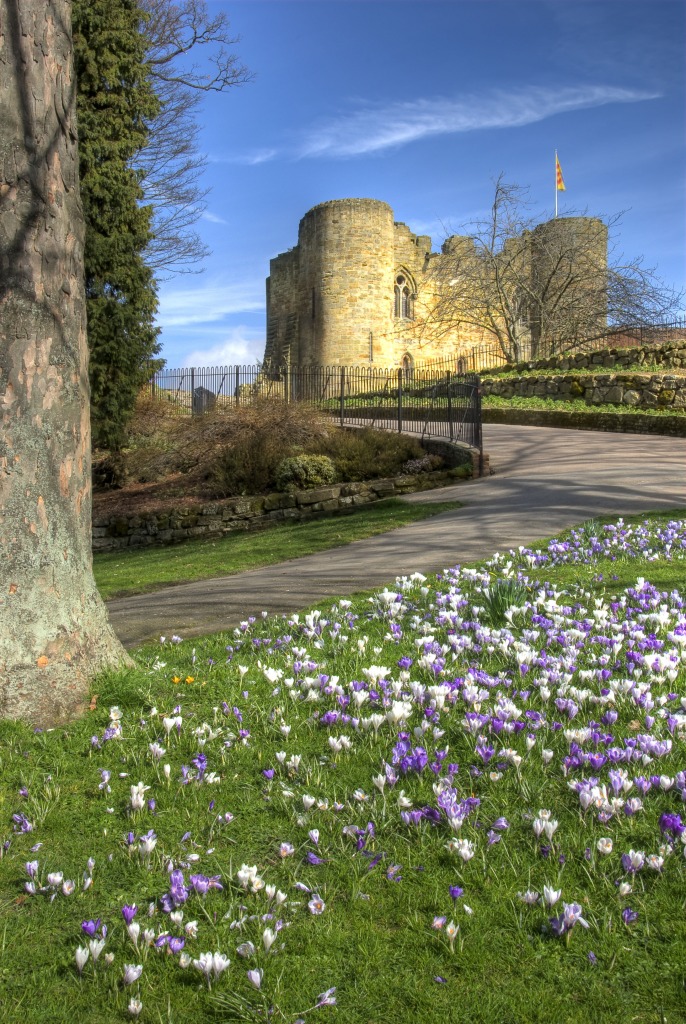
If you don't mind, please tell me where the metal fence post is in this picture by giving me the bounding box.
[475,378,483,476]
[235,365,240,405]
[339,366,346,426]
[190,367,195,415]
[397,368,403,432]
[446,372,453,442]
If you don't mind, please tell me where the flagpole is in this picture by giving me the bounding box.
[555,150,558,219]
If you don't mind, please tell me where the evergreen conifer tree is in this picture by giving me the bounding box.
[72,0,162,450]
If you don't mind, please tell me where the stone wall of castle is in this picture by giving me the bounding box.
[265,198,608,369]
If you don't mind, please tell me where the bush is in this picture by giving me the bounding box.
[209,401,331,496]
[94,396,445,498]
[274,455,337,491]
[315,427,428,482]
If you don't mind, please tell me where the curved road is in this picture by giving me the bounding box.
[107,424,686,647]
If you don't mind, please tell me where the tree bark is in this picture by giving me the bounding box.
[0,0,132,726]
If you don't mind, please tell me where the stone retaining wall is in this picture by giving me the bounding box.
[92,460,484,553]
[482,407,686,436]
[481,371,686,408]
[485,339,686,375]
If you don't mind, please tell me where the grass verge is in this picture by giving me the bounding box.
[95,498,463,601]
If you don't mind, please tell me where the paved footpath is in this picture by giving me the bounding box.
[107,424,686,648]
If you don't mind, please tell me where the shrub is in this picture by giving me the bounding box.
[274,455,337,491]
[209,401,331,496]
[314,427,428,482]
[94,396,446,499]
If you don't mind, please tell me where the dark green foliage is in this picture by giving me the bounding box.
[481,578,530,627]
[274,454,337,491]
[72,0,162,450]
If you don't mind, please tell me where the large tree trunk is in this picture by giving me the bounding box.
[0,0,132,726]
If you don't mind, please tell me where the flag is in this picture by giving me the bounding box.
[556,153,566,191]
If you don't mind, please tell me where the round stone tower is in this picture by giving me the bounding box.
[296,199,395,365]
[529,216,609,344]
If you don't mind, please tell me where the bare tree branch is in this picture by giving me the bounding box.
[429,176,683,362]
[133,0,252,275]
[141,0,253,91]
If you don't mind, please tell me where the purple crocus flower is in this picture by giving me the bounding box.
[306,852,326,866]
[449,886,463,900]
[191,753,207,780]
[622,908,639,925]
[168,936,185,954]
[81,918,101,937]
[190,874,210,895]
[121,905,138,925]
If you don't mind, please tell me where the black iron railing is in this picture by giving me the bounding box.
[147,363,483,454]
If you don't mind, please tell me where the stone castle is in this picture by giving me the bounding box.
[264,198,607,369]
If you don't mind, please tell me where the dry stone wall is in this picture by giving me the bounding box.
[486,340,686,375]
[92,460,482,554]
[482,407,686,437]
[481,371,686,408]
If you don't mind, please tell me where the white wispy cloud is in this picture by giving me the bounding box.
[181,327,266,368]
[210,148,279,166]
[201,211,228,225]
[299,85,661,158]
[156,280,265,330]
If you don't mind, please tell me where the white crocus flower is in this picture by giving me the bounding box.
[89,938,106,962]
[542,886,561,907]
[211,952,230,978]
[123,964,143,986]
[372,774,386,794]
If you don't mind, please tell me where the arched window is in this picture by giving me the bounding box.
[402,353,414,381]
[394,273,414,320]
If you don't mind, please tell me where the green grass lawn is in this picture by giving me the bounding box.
[94,499,463,600]
[2,509,686,1023]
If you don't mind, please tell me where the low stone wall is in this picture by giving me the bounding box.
[485,338,686,375]
[481,371,686,409]
[92,462,482,553]
[482,407,686,436]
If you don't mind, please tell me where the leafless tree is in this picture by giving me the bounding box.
[429,176,682,362]
[0,0,131,725]
[137,0,253,275]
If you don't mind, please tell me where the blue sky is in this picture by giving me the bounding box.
[155,0,686,369]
